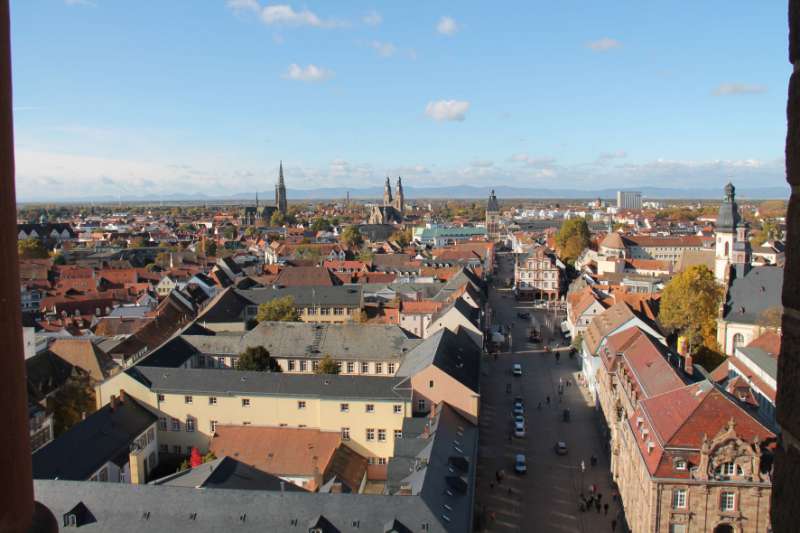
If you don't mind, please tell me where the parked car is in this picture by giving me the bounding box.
[516,311,531,319]
[514,421,526,438]
[514,454,527,474]
[514,414,525,426]
[513,399,524,416]
[555,441,568,455]
[512,363,523,376]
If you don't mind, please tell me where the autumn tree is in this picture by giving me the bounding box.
[18,238,48,259]
[256,295,300,322]
[48,372,96,436]
[237,346,282,372]
[270,211,286,227]
[341,225,363,249]
[391,228,413,248]
[311,217,332,232]
[659,265,724,355]
[315,354,340,375]
[555,218,590,264]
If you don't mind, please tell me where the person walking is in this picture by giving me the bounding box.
[611,519,617,531]
[595,499,601,513]
[546,395,550,405]
[604,503,609,515]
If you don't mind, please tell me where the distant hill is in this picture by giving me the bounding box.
[18,184,790,204]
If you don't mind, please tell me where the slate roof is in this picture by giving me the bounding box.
[722,266,783,324]
[151,456,307,492]
[397,327,481,393]
[737,331,781,381]
[128,366,412,401]
[34,478,459,533]
[32,396,157,480]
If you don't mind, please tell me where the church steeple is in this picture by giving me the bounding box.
[275,161,287,214]
[394,176,404,213]
[383,176,393,206]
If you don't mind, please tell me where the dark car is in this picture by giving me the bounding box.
[517,312,530,319]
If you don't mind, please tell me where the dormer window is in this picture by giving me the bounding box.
[715,462,742,477]
[674,459,687,471]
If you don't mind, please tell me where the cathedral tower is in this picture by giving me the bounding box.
[275,161,287,215]
[394,176,404,214]
[486,189,500,240]
[383,176,393,206]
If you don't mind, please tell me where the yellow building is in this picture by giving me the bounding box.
[98,367,412,463]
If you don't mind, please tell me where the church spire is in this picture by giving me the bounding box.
[383,176,393,206]
[394,176,404,213]
[275,161,287,214]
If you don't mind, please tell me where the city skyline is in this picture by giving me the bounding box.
[10,1,789,200]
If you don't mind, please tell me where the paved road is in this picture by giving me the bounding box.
[474,253,625,533]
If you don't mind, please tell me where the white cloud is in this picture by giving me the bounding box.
[363,10,382,26]
[225,0,260,11]
[587,37,621,52]
[713,83,767,96]
[370,40,396,57]
[436,16,459,36]
[283,64,333,82]
[227,2,345,28]
[425,100,470,122]
[597,150,627,162]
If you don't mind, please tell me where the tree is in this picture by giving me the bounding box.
[201,240,218,257]
[223,226,237,240]
[18,238,48,259]
[358,248,375,263]
[237,346,282,372]
[256,296,300,322]
[341,225,363,249]
[315,354,340,375]
[52,253,67,266]
[130,236,147,248]
[311,217,332,232]
[391,228,412,248]
[270,211,286,227]
[570,332,583,351]
[244,227,256,238]
[48,372,96,436]
[555,219,590,264]
[659,265,724,355]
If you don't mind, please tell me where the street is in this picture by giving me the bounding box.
[475,252,625,532]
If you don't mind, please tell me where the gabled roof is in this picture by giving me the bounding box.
[151,456,307,492]
[32,395,157,480]
[48,338,118,381]
[396,328,481,393]
[722,266,783,324]
[274,266,342,287]
[605,328,685,398]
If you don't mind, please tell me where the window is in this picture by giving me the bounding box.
[361,362,369,374]
[378,429,386,442]
[340,403,349,412]
[312,360,319,372]
[158,417,167,431]
[242,398,250,407]
[378,457,387,465]
[307,307,317,315]
[230,357,238,369]
[429,379,434,388]
[717,463,736,476]
[732,333,745,350]
[393,404,402,414]
[209,396,217,405]
[387,363,395,374]
[147,427,155,442]
[366,404,375,413]
[320,308,330,315]
[375,362,382,374]
[669,525,687,533]
[172,445,182,455]
[366,428,375,441]
[720,491,736,512]
[334,307,344,315]
[171,418,180,431]
[300,360,307,372]
[186,417,195,433]
[395,430,403,439]
[298,400,306,409]
[418,399,427,411]
[672,489,687,509]
[210,420,218,432]
[674,459,687,471]
[346,362,355,373]
[157,394,165,402]
[288,360,295,371]
[184,395,193,404]
[341,427,350,441]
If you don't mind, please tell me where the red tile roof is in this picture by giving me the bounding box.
[745,330,781,357]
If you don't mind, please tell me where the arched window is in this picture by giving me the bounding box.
[732,333,745,351]
[724,241,729,257]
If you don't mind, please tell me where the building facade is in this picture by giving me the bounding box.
[617,190,642,210]
[514,246,563,300]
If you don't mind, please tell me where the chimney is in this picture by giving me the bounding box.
[429,401,437,419]
[110,394,117,411]
[119,389,126,403]
[683,354,694,376]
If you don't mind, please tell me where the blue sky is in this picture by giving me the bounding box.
[10,0,791,199]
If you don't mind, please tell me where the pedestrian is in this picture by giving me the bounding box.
[597,493,602,502]
[595,499,601,513]
[604,503,609,515]
[567,379,571,387]
[546,395,550,405]
[611,519,617,532]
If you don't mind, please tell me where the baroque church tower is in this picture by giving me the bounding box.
[275,161,287,215]
[714,182,750,283]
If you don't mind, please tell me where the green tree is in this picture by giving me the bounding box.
[237,346,282,372]
[315,354,340,375]
[555,219,590,264]
[18,238,48,259]
[202,240,218,257]
[270,211,286,227]
[311,217,332,232]
[358,248,375,263]
[223,226,237,240]
[391,228,413,248]
[659,265,724,355]
[51,253,67,265]
[341,225,363,248]
[48,373,96,437]
[244,226,256,238]
[130,236,147,248]
[256,296,300,322]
